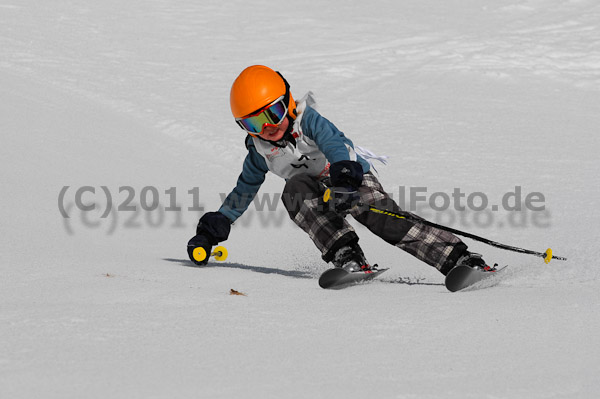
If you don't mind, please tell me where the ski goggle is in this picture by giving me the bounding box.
[235,96,288,135]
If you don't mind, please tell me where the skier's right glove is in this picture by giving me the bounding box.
[187,212,232,265]
[187,233,213,265]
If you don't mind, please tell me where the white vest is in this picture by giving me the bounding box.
[250,92,332,180]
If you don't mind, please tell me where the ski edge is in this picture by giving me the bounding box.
[445,265,508,292]
[319,267,389,289]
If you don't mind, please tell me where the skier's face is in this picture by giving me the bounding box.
[261,116,289,142]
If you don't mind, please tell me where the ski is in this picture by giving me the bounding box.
[319,267,389,289]
[445,265,508,292]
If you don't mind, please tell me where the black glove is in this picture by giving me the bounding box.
[187,212,232,265]
[327,160,364,212]
[330,160,364,189]
[196,212,231,242]
[187,233,213,265]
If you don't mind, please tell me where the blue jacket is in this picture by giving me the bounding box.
[218,106,370,222]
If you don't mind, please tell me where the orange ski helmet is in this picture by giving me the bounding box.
[230,65,297,130]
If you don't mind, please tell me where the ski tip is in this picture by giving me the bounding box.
[544,248,552,264]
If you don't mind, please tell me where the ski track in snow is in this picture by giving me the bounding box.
[1,0,600,398]
[1,0,599,150]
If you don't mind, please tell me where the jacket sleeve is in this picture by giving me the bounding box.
[218,143,269,222]
[300,106,370,172]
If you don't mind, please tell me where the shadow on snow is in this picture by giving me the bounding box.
[162,258,313,279]
[163,259,444,285]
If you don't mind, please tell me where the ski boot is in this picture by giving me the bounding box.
[455,252,497,272]
[332,244,374,273]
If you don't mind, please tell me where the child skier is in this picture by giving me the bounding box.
[187,65,490,275]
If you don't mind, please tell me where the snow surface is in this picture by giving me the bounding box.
[1,0,599,398]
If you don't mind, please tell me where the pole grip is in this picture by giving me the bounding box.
[323,188,332,203]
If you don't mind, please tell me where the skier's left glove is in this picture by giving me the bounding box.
[187,212,232,265]
[327,160,364,212]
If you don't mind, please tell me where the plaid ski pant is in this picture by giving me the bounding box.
[282,173,467,274]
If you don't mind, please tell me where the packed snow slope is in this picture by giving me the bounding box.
[1,1,599,398]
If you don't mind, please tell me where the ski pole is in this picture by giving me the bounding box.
[323,189,567,264]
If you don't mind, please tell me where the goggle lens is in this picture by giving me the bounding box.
[236,97,287,134]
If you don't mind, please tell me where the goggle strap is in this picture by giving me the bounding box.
[276,71,291,113]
